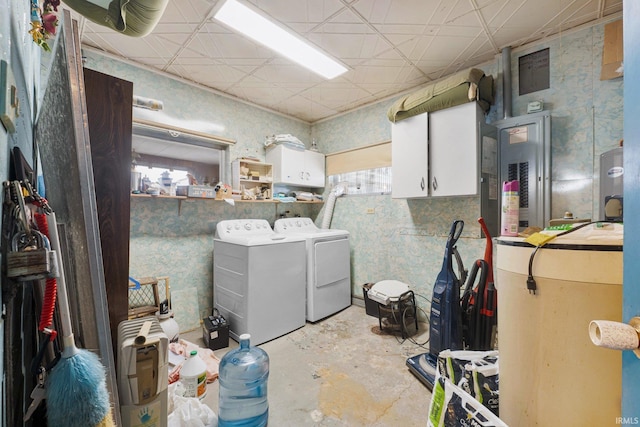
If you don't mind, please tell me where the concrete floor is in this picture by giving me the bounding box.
[181,304,432,426]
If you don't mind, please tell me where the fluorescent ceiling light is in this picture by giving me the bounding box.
[214,0,348,80]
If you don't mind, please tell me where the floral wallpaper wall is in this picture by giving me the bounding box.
[128,198,320,332]
[313,20,622,312]
[86,19,623,332]
[508,25,624,220]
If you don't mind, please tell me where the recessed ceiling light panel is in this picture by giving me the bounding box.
[214,0,348,79]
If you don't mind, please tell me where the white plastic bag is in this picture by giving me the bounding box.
[428,377,506,427]
[167,383,218,427]
[435,349,500,416]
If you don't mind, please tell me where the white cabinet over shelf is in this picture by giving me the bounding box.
[266,145,325,188]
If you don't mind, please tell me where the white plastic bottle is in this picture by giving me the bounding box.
[180,350,207,399]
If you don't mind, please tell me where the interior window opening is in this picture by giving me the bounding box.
[132,165,191,195]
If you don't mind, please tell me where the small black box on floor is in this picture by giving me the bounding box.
[362,283,380,317]
[202,313,229,350]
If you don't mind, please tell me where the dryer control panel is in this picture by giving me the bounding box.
[274,217,317,232]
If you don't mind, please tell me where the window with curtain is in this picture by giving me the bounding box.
[326,141,391,195]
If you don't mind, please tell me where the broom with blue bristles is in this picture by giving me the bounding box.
[40,212,114,427]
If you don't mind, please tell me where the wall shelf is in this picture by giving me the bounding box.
[131,193,323,215]
[232,159,274,200]
[131,193,187,200]
[131,194,322,203]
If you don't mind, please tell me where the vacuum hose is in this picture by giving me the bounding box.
[321,182,347,229]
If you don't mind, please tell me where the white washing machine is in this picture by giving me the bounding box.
[274,218,351,322]
[213,219,306,345]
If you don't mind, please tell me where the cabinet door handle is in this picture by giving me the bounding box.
[305,172,310,180]
[432,176,438,191]
[420,177,425,191]
[299,171,304,179]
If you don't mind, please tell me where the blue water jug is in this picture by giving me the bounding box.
[218,334,269,427]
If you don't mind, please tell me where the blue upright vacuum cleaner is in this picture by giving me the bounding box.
[406,218,496,390]
[407,220,467,389]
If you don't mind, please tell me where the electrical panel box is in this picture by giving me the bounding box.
[495,111,552,231]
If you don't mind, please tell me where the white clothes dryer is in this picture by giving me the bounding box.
[213,219,306,345]
[274,217,351,322]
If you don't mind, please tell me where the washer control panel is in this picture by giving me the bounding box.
[216,219,273,237]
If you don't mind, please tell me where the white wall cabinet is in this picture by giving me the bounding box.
[391,113,429,198]
[392,102,488,198]
[429,102,482,197]
[266,145,325,188]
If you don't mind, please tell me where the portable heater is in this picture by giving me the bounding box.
[118,316,169,427]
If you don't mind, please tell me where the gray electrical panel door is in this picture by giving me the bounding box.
[495,111,551,230]
[600,147,623,221]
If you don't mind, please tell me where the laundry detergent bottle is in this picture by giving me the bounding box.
[180,350,207,399]
[218,334,269,427]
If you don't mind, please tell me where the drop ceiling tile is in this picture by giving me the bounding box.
[252,62,326,85]
[186,33,243,61]
[75,0,624,122]
[307,32,378,63]
[491,27,539,47]
[358,81,423,98]
[414,60,453,74]
[200,32,275,61]
[374,23,439,36]
[428,0,464,26]
[484,0,529,28]
[356,34,397,61]
[452,36,495,61]
[248,0,345,24]
[604,0,623,15]
[345,62,409,85]
[475,0,511,23]
[163,0,214,22]
[83,32,188,62]
[390,63,435,84]
[496,2,568,32]
[149,23,201,34]
[445,1,484,27]
[392,35,434,61]
[355,0,444,25]
[435,25,484,37]
[166,63,247,87]
[274,96,338,122]
[349,0,392,24]
[422,35,479,61]
[300,82,372,109]
[226,90,296,110]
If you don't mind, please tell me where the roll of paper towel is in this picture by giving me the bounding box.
[589,320,639,350]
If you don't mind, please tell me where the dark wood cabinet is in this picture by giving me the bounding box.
[83,68,132,350]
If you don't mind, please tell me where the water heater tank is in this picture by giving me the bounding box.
[496,229,623,426]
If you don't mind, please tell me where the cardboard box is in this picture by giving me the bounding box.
[601,19,623,81]
[176,185,216,198]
